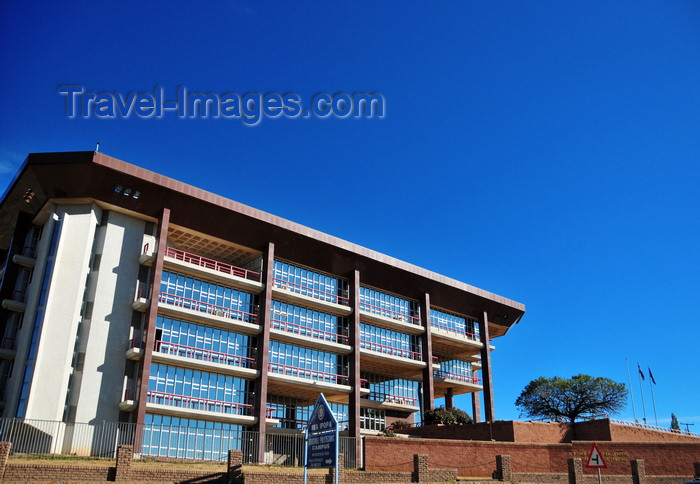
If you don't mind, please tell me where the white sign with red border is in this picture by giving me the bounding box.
[586,443,607,469]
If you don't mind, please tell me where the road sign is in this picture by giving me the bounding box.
[586,443,607,469]
[305,393,338,469]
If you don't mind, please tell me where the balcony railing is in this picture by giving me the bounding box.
[146,390,254,416]
[268,362,349,385]
[433,370,481,385]
[359,340,423,361]
[368,391,418,406]
[164,247,261,282]
[272,278,349,306]
[158,293,258,324]
[0,338,15,350]
[270,318,349,345]
[155,340,256,369]
[359,301,420,325]
[429,320,479,341]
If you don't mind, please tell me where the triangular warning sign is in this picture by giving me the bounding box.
[586,443,607,468]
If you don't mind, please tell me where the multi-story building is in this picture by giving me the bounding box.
[0,151,525,461]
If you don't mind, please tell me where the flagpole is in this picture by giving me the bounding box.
[637,363,647,425]
[648,367,658,427]
[626,359,638,423]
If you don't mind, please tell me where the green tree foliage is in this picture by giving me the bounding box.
[671,413,680,430]
[423,406,473,425]
[515,374,627,423]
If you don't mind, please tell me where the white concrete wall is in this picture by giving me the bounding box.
[24,204,100,421]
[74,210,144,423]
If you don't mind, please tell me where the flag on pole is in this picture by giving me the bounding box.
[637,363,645,380]
[648,367,656,385]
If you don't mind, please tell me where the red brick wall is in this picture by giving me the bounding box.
[364,437,700,478]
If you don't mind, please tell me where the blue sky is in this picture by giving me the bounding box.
[1,1,698,430]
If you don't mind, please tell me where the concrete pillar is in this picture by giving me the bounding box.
[496,455,512,481]
[568,458,583,484]
[254,242,275,462]
[471,369,482,423]
[348,270,362,460]
[419,293,434,413]
[445,387,454,409]
[115,445,133,481]
[631,459,646,484]
[479,310,495,422]
[228,449,243,484]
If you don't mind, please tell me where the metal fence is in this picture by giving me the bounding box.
[0,418,362,468]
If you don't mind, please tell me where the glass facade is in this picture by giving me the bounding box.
[268,341,348,385]
[359,286,420,324]
[160,270,258,323]
[430,308,479,340]
[270,300,348,344]
[273,260,348,305]
[362,372,419,406]
[155,316,255,368]
[359,323,422,360]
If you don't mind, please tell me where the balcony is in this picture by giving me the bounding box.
[433,370,483,395]
[363,391,419,411]
[359,341,426,378]
[151,340,258,379]
[145,390,257,425]
[157,293,260,335]
[119,387,138,412]
[266,362,351,403]
[272,278,351,316]
[164,247,263,293]
[12,250,36,268]
[0,338,16,360]
[270,319,351,354]
[126,338,143,360]
[359,302,423,334]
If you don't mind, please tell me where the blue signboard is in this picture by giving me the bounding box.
[305,393,338,469]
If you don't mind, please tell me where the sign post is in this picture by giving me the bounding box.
[585,442,607,484]
[304,393,338,484]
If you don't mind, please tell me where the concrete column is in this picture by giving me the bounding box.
[631,459,646,484]
[254,242,274,462]
[471,369,482,423]
[479,310,495,422]
[135,208,170,430]
[445,388,454,409]
[419,293,434,412]
[347,270,362,459]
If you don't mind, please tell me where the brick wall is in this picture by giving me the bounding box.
[365,436,700,478]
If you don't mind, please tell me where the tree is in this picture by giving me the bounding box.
[515,374,627,424]
[671,413,680,431]
[423,406,473,425]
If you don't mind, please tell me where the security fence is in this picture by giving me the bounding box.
[0,418,362,468]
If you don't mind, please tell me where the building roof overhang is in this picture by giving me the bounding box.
[0,151,525,336]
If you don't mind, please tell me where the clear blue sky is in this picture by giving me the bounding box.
[1,1,698,430]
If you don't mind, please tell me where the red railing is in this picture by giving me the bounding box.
[429,320,479,341]
[21,245,36,258]
[270,318,349,345]
[158,293,258,324]
[147,390,253,416]
[267,362,349,386]
[155,340,256,369]
[272,278,349,306]
[164,247,261,282]
[368,391,418,406]
[433,370,481,385]
[359,340,423,361]
[359,301,420,325]
[11,290,25,302]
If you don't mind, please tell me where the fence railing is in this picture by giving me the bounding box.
[0,418,362,467]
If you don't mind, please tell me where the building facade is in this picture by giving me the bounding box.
[0,151,525,460]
